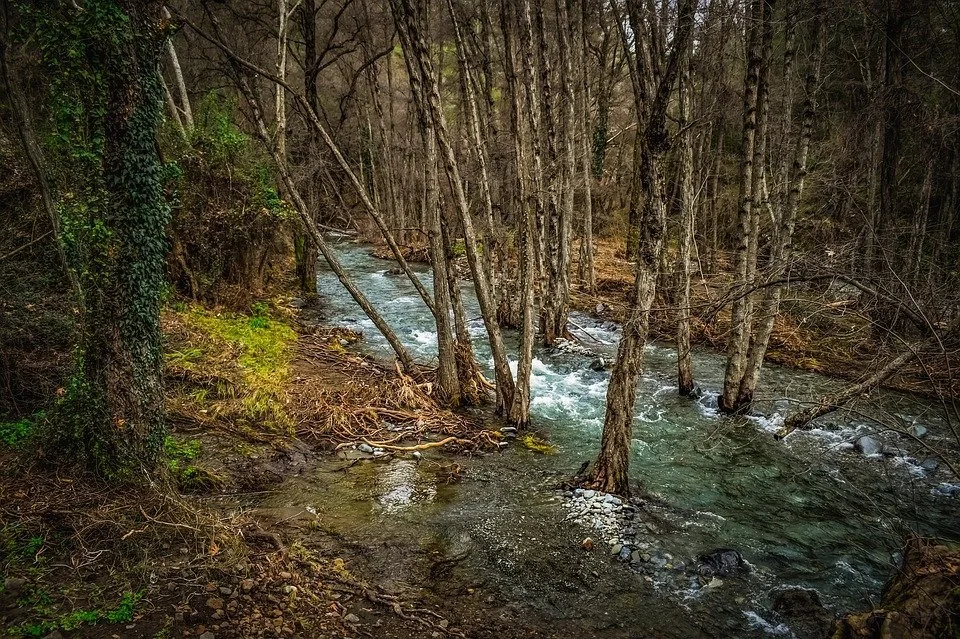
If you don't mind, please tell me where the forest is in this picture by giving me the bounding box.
[0,0,958,637]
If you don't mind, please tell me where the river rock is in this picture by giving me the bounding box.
[589,358,607,372]
[883,444,907,457]
[771,587,834,638]
[697,548,748,577]
[909,424,928,438]
[583,489,596,499]
[855,435,881,456]
[920,458,938,472]
[358,443,374,454]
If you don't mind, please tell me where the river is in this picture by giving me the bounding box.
[249,239,958,638]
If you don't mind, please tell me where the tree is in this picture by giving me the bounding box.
[591,0,695,496]
[34,0,174,476]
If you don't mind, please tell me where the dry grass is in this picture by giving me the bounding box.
[290,332,503,451]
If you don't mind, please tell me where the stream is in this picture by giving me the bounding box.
[250,239,959,638]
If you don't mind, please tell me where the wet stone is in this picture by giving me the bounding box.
[855,436,881,456]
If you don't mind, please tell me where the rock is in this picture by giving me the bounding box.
[198,632,215,639]
[373,450,385,457]
[582,538,594,551]
[595,303,606,314]
[920,458,939,472]
[908,424,928,438]
[706,578,723,588]
[610,544,623,556]
[358,443,374,454]
[582,489,596,499]
[772,587,836,638]
[219,586,233,595]
[697,548,748,577]
[240,579,255,593]
[589,358,607,372]
[412,451,422,460]
[855,435,882,456]
[617,546,632,562]
[344,613,360,624]
[207,597,224,611]
[3,576,26,594]
[883,444,907,457]
[574,488,584,496]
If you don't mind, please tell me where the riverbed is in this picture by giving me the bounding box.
[249,239,958,638]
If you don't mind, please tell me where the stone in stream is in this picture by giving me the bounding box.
[589,358,607,372]
[771,586,835,638]
[855,435,881,456]
[697,548,748,577]
[909,424,928,438]
[920,458,938,472]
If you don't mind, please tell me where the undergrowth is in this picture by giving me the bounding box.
[163,301,296,435]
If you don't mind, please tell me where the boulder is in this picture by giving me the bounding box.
[855,435,882,456]
[697,548,748,577]
[771,587,834,638]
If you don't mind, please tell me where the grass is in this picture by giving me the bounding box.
[163,301,296,432]
[11,589,144,636]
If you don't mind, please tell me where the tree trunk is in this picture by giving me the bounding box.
[237,73,418,374]
[389,0,518,416]
[63,1,170,475]
[720,0,771,414]
[676,52,695,396]
[592,0,695,495]
[779,341,926,437]
[737,11,825,408]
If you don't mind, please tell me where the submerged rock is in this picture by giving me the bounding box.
[909,424,928,438]
[589,358,608,372]
[697,548,748,577]
[855,435,881,456]
[771,586,834,638]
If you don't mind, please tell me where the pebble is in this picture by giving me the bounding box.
[219,586,233,595]
[358,443,374,454]
[412,451,422,460]
[610,544,623,556]
[206,597,224,611]
[344,613,360,624]
[198,633,215,639]
[582,489,596,499]
[241,579,255,593]
[706,577,723,588]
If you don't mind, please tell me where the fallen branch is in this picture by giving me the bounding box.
[361,436,462,451]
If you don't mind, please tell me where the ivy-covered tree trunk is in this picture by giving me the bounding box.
[68,1,171,476]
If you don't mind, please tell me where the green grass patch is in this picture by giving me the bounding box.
[11,590,144,636]
[166,302,296,432]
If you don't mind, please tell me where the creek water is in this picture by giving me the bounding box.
[251,240,958,638]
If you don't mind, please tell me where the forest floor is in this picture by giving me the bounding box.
[0,297,510,639]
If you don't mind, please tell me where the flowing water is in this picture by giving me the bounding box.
[251,239,959,638]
